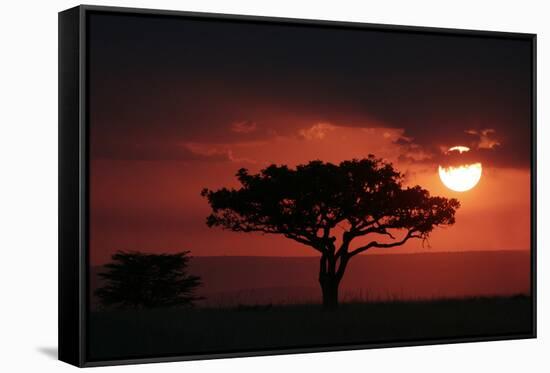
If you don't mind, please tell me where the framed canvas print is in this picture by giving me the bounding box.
[59,5,536,367]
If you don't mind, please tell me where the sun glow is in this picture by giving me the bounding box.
[438,146,482,192]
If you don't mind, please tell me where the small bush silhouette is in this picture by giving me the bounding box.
[95,250,202,309]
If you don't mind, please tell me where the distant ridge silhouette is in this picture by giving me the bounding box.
[90,250,529,308]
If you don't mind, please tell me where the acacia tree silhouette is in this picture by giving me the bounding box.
[202,156,460,309]
[95,251,202,309]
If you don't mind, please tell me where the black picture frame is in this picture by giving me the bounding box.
[59,5,537,367]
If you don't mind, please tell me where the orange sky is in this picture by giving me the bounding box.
[90,123,530,264]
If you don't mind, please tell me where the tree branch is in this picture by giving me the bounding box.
[335,232,352,259]
[284,233,323,253]
[347,229,421,257]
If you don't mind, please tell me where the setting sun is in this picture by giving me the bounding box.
[439,146,482,192]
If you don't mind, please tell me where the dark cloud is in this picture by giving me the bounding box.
[396,126,526,169]
[88,12,533,167]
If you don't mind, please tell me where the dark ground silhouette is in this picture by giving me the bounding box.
[88,295,532,361]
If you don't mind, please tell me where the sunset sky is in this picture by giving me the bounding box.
[88,12,532,265]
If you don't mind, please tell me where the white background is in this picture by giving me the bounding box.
[0,0,547,371]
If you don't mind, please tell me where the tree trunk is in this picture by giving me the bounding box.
[319,250,349,310]
[320,276,339,309]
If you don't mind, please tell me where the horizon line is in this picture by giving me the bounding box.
[90,249,531,266]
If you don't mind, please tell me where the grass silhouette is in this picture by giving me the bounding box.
[88,295,532,361]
